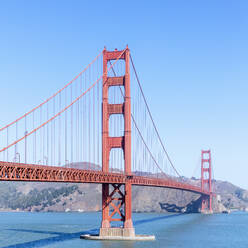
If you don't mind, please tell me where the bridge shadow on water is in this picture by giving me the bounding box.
[133,213,183,226]
[1,228,99,248]
[2,213,183,248]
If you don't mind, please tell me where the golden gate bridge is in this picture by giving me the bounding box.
[0,46,213,239]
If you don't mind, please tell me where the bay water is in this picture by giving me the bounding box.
[0,211,247,248]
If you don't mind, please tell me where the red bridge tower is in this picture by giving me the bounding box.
[201,150,213,213]
[100,47,134,237]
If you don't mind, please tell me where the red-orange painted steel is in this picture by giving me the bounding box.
[0,47,214,228]
[0,161,211,196]
[201,150,213,212]
[101,47,133,228]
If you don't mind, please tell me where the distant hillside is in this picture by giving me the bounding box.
[0,178,247,213]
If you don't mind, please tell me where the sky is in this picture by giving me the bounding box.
[0,0,248,188]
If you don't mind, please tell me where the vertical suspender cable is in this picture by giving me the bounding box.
[71,84,73,165]
[59,92,61,165]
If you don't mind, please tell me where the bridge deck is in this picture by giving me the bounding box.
[0,161,210,196]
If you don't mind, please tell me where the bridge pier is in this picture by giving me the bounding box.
[81,181,154,240]
[100,182,135,238]
[201,195,213,214]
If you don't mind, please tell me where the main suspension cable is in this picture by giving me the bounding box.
[130,54,181,177]
[0,50,103,132]
[0,49,127,154]
[109,62,170,178]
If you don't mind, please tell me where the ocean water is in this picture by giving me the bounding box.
[0,211,247,248]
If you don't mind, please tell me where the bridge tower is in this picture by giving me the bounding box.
[201,150,213,213]
[100,47,135,237]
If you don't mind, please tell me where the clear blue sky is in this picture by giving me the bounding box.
[0,0,247,188]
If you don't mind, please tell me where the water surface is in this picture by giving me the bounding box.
[0,211,247,248]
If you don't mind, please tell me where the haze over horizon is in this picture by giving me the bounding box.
[0,1,247,189]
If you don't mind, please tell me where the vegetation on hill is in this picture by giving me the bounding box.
[0,179,247,213]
